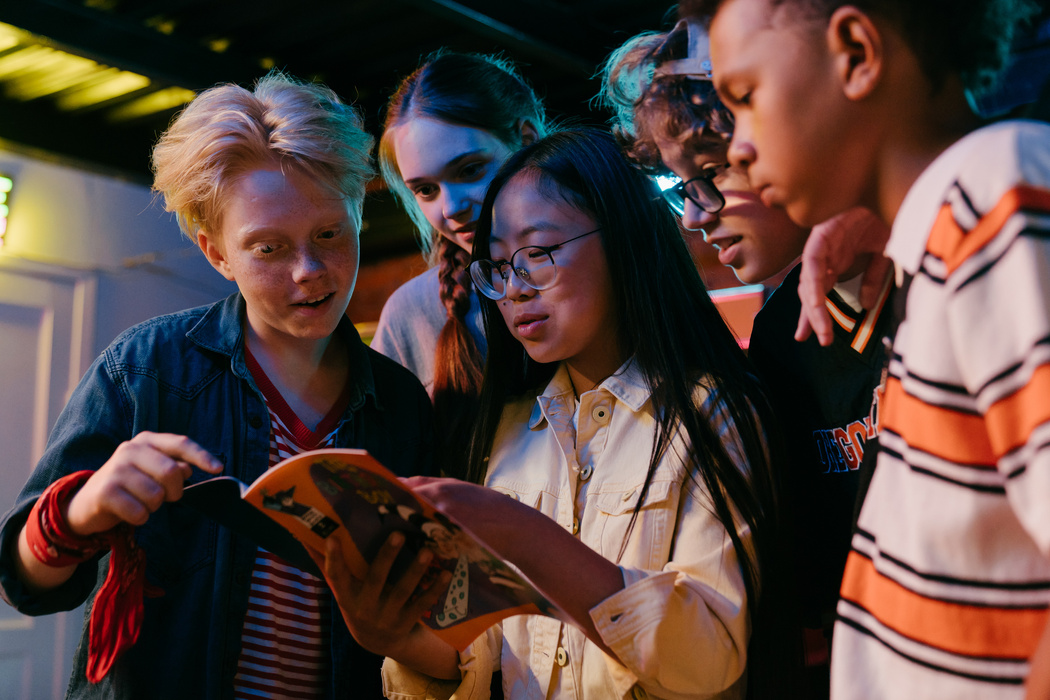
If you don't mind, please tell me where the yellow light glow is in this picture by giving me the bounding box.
[106,86,196,121]
[0,24,21,52]
[57,70,152,110]
[208,37,230,53]
[0,20,196,128]
[6,53,101,100]
[0,46,61,80]
[145,16,177,35]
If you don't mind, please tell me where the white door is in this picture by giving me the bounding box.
[0,259,95,700]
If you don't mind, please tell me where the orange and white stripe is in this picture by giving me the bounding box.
[832,121,1050,699]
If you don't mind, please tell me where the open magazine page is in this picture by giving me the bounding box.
[240,448,563,651]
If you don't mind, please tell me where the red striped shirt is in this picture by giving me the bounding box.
[233,347,350,699]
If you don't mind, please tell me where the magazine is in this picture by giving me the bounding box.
[181,448,560,651]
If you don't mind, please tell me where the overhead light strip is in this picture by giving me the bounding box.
[0,22,193,119]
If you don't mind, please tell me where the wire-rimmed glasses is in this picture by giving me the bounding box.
[656,164,728,217]
[469,227,600,301]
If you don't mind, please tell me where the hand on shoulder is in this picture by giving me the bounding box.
[795,208,892,346]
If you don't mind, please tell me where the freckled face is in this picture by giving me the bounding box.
[655,131,809,284]
[489,175,624,382]
[201,166,358,347]
[710,0,871,227]
[392,117,517,253]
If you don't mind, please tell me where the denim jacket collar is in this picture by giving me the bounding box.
[185,293,381,414]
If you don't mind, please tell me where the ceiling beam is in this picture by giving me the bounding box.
[0,0,262,90]
[397,0,595,77]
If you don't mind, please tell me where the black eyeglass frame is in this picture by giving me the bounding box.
[660,163,729,217]
[469,227,601,301]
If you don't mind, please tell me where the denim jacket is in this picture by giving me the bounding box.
[0,293,435,699]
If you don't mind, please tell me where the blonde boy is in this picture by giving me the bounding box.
[0,73,435,698]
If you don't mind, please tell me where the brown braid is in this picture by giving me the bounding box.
[432,236,484,478]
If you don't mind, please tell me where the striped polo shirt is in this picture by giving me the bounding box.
[831,120,1050,698]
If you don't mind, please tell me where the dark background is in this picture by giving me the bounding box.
[0,0,1046,303]
[0,0,682,261]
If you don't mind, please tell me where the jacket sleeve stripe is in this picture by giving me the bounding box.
[927,186,1050,277]
[839,551,1049,660]
[882,377,995,465]
[984,361,1050,462]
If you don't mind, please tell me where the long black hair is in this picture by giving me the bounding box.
[465,127,797,697]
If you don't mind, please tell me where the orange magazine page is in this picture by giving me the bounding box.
[236,448,560,651]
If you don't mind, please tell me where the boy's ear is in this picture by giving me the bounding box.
[197,230,235,281]
[518,118,540,146]
[826,6,883,101]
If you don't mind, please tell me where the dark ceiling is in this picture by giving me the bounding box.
[0,0,678,257]
[0,0,676,180]
[3,1,1047,260]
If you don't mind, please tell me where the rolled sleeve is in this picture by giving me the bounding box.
[0,355,123,614]
[591,563,748,700]
[580,386,754,699]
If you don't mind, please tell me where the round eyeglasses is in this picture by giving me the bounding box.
[469,227,600,301]
[656,164,728,217]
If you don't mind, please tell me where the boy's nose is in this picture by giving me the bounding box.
[727,134,756,171]
[294,251,325,280]
[681,199,719,231]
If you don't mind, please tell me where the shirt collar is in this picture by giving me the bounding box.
[886,127,989,275]
[186,292,378,413]
[824,271,894,357]
[527,357,650,429]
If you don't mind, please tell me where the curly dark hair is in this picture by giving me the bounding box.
[598,29,735,172]
[679,0,1040,95]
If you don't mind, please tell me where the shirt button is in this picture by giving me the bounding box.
[556,646,569,666]
[622,489,636,502]
[570,517,579,535]
[249,415,263,429]
[580,465,593,481]
[591,406,610,423]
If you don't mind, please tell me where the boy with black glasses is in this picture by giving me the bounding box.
[602,22,892,697]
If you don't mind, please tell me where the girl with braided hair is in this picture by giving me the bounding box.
[372,51,548,475]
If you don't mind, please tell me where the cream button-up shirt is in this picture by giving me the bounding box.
[384,359,752,700]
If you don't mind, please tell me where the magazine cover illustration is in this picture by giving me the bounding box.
[239,449,558,650]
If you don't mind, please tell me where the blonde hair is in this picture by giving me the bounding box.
[152,70,375,240]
